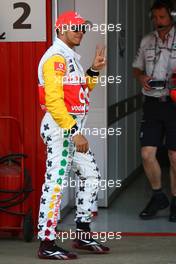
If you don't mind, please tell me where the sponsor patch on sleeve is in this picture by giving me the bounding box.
[54,62,66,72]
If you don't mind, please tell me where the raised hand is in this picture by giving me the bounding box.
[91,45,106,71]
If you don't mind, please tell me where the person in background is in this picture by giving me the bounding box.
[132,0,176,222]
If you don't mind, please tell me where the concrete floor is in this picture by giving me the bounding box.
[0,236,176,264]
[1,171,176,263]
[58,172,176,233]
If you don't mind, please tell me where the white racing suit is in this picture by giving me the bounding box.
[37,38,101,241]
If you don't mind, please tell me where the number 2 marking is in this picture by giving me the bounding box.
[13,2,31,29]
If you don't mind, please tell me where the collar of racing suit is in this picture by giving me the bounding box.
[54,37,81,62]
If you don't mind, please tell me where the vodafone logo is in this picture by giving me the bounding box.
[54,62,65,72]
[59,63,64,69]
[71,105,84,111]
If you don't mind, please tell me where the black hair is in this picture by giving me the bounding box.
[151,0,174,16]
[56,28,59,36]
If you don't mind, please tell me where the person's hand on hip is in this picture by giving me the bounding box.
[72,134,89,153]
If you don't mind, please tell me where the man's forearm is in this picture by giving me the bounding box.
[133,68,144,82]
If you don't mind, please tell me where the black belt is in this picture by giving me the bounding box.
[144,95,172,103]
